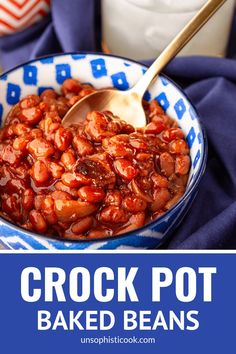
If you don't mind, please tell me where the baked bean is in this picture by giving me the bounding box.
[116,212,146,234]
[0,144,22,166]
[99,206,129,224]
[54,200,97,223]
[152,173,169,188]
[14,123,31,136]
[5,118,21,126]
[84,111,122,142]
[34,195,45,210]
[68,95,80,106]
[1,125,16,139]
[61,172,80,188]
[113,159,137,180]
[122,196,147,212]
[78,186,105,203]
[30,160,50,184]
[71,216,94,234]
[175,155,191,175]
[120,123,135,134]
[20,107,42,125]
[145,120,165,134]
[12,163,30,179]
[6,178,28,194]
[20,95,40,109]
[129,138,148,150]
[41,196,58,225]
[49,161,64,179]
[40,113,61,132]
[28,138,54,158]
[40,89,58,100]
[22,189,35,211]
[29,128,43,139]
[160,152,175,177]
[102,135,133,158]
[4,101,19,121]
[54,181,78,198]
[131,179,153,203]
[169,139,189,155]
[51,190,72,200]
[149,100,164,117]
[73,135,94,156]
[41,196,54,210]
[44,111,61,122]
[158,117,170,127]
[79,86,95,98]
[87,227,112,238]
[135,153,152,161]
[61,172,91,188]
[56,97,70,118]
[39,101,49,112]
[165,192,184,210]
[129,212,146,227]
[105,190,122,206]
[169,174,188,194]
[61,149,76,170]
[29,210,47,233]
[151,188,171,212]
[0,80,190,239]
[39,117,53,135]
[162,128,184,142]
[2,195,21,221]
[61,78,82,95]
[54,127,73,151]
[13,135,30,151]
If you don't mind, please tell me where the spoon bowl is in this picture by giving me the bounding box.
[62,89,146,128]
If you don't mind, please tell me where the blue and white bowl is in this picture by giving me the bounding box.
[0,53,207,250]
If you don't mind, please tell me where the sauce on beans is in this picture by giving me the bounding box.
[0,78,190,240]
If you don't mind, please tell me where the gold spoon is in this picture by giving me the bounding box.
[62,0,226,128]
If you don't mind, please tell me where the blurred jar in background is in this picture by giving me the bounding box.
[102,0,235,59]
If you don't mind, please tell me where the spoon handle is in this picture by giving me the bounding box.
[131,0,226,98]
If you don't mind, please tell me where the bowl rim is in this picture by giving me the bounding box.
[0,51,208,244]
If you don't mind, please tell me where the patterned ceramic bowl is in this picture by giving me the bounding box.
[0,53,207,250]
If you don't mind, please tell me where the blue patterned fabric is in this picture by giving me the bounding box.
[0,1,235,249]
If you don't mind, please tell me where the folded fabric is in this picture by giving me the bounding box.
[0,1,235,249]
[0,0,101,70]
[163,57,236,249]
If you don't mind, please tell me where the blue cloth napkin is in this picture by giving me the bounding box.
[164,57,236,249]
[0,0,235,249]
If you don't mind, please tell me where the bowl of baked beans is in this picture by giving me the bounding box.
[0,53,207,250]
